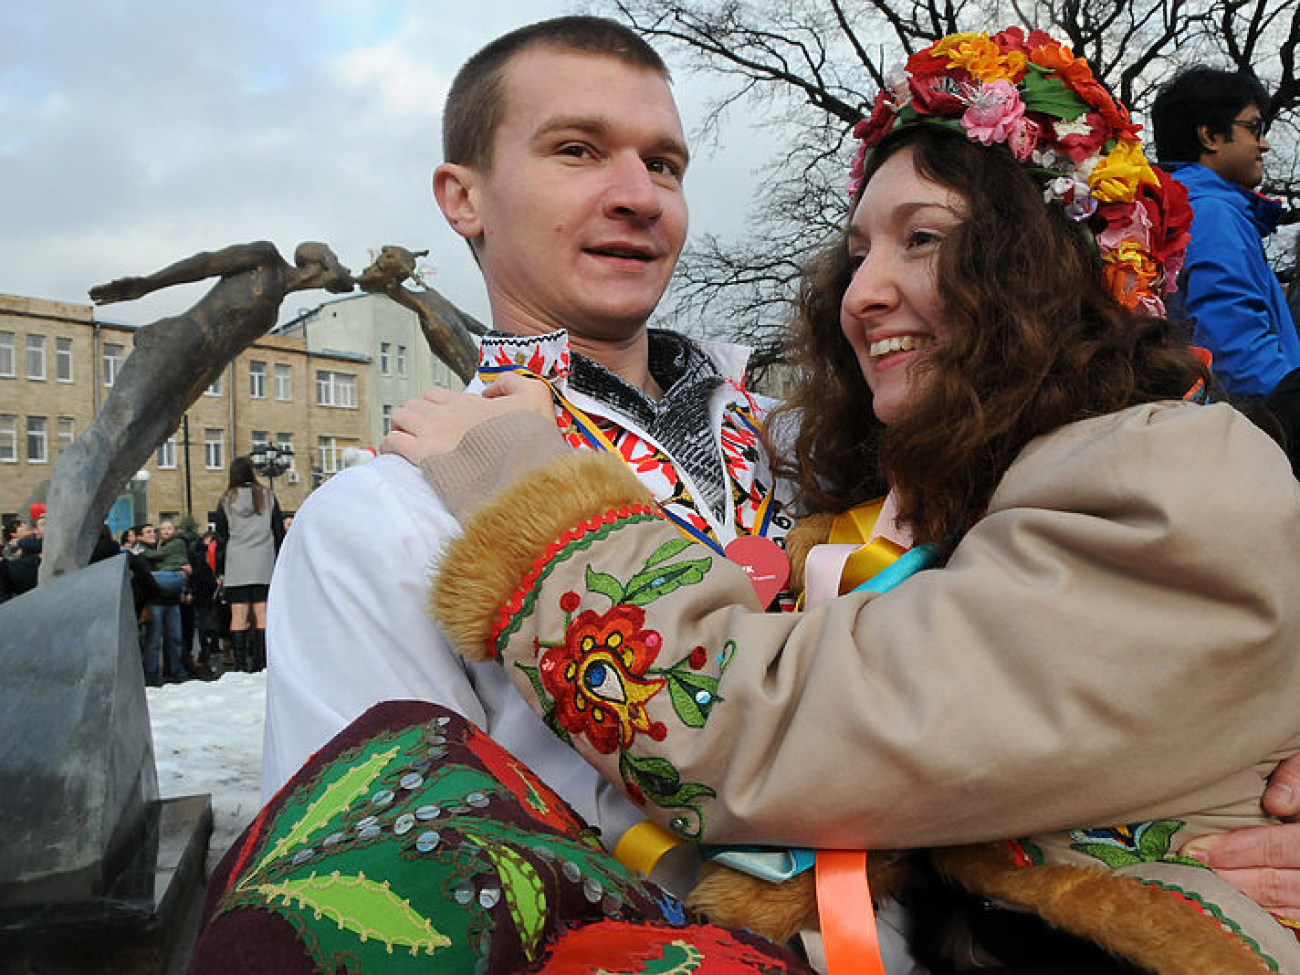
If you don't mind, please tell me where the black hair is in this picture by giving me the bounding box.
[1151,67,1270,163]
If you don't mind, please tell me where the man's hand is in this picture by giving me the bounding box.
[1182,754,1300,920]
[380,374,553,464]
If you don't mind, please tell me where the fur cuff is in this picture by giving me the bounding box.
[933,844,1272,975]
[430,451,654,662]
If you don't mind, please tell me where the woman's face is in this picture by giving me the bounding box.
[840,147,965,426]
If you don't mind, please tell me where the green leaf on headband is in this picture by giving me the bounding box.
[1021,65,1088,121]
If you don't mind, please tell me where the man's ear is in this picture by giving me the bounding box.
[1196,123,1224,158]
[433,162,483,241]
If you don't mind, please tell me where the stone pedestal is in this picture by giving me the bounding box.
[0,556,212,972]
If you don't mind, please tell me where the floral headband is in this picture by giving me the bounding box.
[847,27,1192,317]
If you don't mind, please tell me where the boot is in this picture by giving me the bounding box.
[250,628,267,673]
[231,630,251,672]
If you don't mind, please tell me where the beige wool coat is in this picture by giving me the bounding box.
[428,401,1300,973]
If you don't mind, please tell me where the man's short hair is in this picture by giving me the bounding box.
[1152,67,1270,163]
[442,15,670,172]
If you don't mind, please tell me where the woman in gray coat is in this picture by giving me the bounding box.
[214,456,283,671]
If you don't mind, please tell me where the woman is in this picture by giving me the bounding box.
[215,456,283,672]
[387,29,1300,972]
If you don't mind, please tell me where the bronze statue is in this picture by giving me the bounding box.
[356,245,484,383]
[42,242,354,580]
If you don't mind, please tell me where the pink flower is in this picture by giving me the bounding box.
[1096,199,1153,255]
[961,80,1025,145]
[1006,116,1040,161]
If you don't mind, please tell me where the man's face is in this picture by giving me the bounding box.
[451,49,689,343]
[141,525,157,546]
[159,521,175,542]
[1203,103,1269,189]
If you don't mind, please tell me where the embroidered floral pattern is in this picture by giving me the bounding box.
[212,710,678,973]
[511,528,733,838]
[1069,820,1205,869]
[539,604,669,754]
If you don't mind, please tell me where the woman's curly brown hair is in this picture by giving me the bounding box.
[767,124,1207,552]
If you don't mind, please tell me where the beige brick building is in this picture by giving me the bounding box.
[0,293,370,534]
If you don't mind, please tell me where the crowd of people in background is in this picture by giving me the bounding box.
[2,457,292,686]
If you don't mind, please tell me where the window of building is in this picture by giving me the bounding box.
[315,370,357,408]
[0,332,13,377]
[56,337,73,382]
[274,363,292,401]
[318,436,339,474]
[0,415,16,462]
[249,360,267,399]
[382,404,393,435]
[26,416,47,463]
[380,341,392,376]
[204,428,224,470]
[205,374,223,396]
[102,343,124,387]
[156,435,177,469]
[25,335,45,380]
[396,344,407,377]
[57,417,74,455]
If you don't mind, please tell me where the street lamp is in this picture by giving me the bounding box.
[249,441,294,487]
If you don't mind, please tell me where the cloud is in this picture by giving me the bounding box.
[0,2,770,332]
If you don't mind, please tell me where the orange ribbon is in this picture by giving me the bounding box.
[816,850,887,975]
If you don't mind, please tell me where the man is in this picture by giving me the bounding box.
[262,17,1300,947]
[262,15,793,873]
[1153,67,1300,467]
[140,519,192,685]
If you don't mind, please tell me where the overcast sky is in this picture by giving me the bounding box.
[0,1,770,331]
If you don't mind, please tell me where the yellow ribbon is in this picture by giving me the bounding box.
[613,820,686,877]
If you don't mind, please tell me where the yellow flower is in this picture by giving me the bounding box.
[939,32,1027,83]
[1088,141,1159,203]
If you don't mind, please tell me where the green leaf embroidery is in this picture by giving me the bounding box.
[251,745,401,879]
[1136,820,1182,860]
[622,558,713,606]
[664,671,721,728]
[480,844,549,961]
[1071,844,1144,869]
[514,662,573,746]
[643,537,692,568]
[621,752,716,837]
[585,565,626,604]
[254,870,451,956]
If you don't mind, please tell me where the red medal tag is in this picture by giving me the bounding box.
[724,535,790,608]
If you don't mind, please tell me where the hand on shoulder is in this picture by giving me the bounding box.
[380,375,554,465]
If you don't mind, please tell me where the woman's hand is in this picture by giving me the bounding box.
[380,374,554,465]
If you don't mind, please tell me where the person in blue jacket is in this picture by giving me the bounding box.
[1153,67,1300,473]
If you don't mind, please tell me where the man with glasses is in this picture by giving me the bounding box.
[1153,68,1300,465]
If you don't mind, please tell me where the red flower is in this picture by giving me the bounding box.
[854,89,898,150]
[560,591,582,614]
[689,646,708,670]
[539,605,667,754]
[992,26,1056,55]
[1140,168,1193,264]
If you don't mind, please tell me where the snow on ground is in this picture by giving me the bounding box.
[146,671,265,872]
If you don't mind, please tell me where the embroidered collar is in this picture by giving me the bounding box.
[477,329,731,518]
